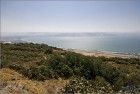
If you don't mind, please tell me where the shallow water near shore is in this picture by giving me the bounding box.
[23,35,140,54]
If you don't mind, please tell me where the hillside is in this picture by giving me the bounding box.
[0,68,68,94]
[0,43,140,94]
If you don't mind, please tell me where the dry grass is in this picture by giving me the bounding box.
[44,79,69,94]
[0,68,23,82]
[0,68,68,94]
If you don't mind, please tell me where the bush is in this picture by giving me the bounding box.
[44,47,53,54]
[93,76,113,93]
[114,73,140,93]
[81,62,95,79]
[60,65,73,78]
[1,60,9,68]
[62,77,94,93]
[1,43,140,93]
[24,65,54,80]
[9,64,24,72]
[100,63,120,84]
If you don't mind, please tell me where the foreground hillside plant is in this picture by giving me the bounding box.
[1,43,140,93]
[62,77,94,93]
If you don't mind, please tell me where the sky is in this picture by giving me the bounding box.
[1,0,140,36]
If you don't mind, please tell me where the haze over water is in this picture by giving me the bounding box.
[22,33,140,54]
[1,1,140,53]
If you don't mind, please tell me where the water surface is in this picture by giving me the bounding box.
[23,35,140,53]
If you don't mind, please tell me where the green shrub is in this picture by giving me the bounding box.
[0,60,9,68]
[100,63,120,84]
[81,62,95,79]
[93,76,113,93]
[60,65,73,78]
[116,74,140,94]
[1,43,140,92]
[44,47,53,54]
[24,65,54,80]
[62,77,94,93]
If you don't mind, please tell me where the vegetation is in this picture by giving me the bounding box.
[0,68,67,94]
[0,43,140,93]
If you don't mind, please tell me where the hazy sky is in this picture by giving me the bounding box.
[1,0,140,36]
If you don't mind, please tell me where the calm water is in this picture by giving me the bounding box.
[23,35,140,53]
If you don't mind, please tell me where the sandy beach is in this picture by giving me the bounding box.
[67,49,140,59]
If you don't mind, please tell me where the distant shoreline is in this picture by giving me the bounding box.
[1,41,140,59]
[67,49,140,59]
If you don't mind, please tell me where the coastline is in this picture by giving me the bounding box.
[1,40,140,59]
[67,49,140,59]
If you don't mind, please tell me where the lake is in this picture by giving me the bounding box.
[23,35,140,54]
